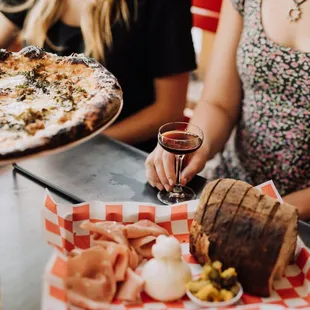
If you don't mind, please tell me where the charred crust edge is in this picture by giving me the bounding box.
[0,49,12,61]
[68,53,100,68]
[19,46,45,60]
[0,122,86,160]
[0,96,122,160]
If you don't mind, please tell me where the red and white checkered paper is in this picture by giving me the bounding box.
[42,181,310,310]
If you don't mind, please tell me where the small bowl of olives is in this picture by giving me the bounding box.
[186,261,243,308]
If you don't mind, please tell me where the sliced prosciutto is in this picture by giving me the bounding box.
[125,220,169,239]
[129,236,157,258]
[68,219,171,306]
[116,268,144,303]
[66,246,116,305]
[81,221,128,245]
[67,291,110,310]
[128,246,143,270]
[94,240,129,282]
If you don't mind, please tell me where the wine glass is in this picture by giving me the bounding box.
[157,122,204,205]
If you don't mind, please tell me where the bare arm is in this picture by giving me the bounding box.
[146,0,244,190]
[284,188,310,221]
[104,73,189,145]
[190,0,243,159]
[0,12,20,49]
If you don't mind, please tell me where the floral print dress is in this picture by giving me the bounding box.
[211,0,310,196]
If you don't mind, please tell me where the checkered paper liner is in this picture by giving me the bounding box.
[42,181,310,310]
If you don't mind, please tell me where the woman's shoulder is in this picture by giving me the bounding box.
[231,0,245,15]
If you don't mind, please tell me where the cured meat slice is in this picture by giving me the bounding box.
[128,246,143,270]
[190,179,298,297]
[125,220,169,239]
[116,268,144,303]
[72,219,168,304]
[67,291,110,310]
[66,246,116,306]
[81,221,128,245]
[94,240,129,282]
[129,236,157,258]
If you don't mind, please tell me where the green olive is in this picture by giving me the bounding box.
[220,289,234,301]
[212,261,223,272]
[187,280,210,293]
[221,267,238,287]
[195,283,220,302]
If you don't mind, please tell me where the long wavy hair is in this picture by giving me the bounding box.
[0,0,136,61]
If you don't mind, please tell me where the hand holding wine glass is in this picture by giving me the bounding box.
[146,122,204,205]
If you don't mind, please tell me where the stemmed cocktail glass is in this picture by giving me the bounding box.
[157,122,204,205]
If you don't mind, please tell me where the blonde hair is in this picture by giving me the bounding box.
[0,0,135,62]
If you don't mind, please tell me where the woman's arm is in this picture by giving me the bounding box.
[189,0,243,159]
[0,12,20,49]
[284,188,310,221]
[104,72,189,145]
[146,0,244,190]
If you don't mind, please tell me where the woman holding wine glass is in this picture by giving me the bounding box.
[156,122,203,204]
[146,0,310,220]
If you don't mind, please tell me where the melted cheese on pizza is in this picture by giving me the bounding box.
[0,75,26,89]
[0,55,106,154]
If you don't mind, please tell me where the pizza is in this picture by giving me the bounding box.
[0,46,122,161]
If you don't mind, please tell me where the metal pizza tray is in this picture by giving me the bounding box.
[14,135,207,204]
[299,220,310,248]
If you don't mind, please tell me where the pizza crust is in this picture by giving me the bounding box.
[0,46,122,160]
